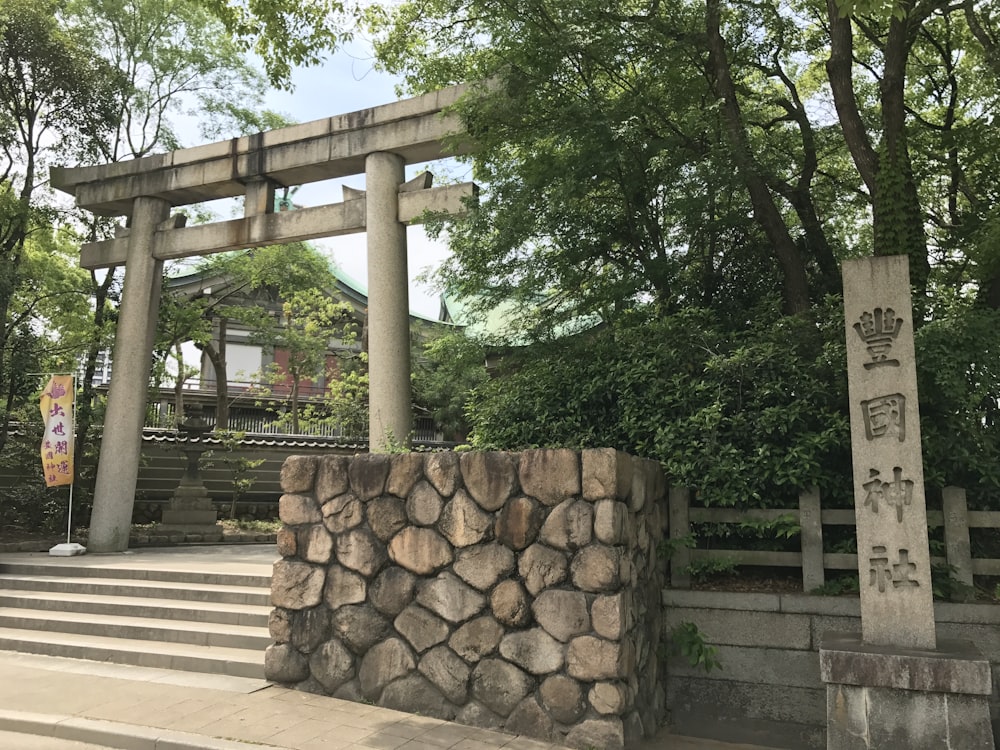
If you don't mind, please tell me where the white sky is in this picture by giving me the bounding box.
[245,42,468,321]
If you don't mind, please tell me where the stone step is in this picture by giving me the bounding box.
[0,575,270,606]
[0,561,271,588]
[0,627,265,679]
[0,609,271,651]
[0,589,270,627]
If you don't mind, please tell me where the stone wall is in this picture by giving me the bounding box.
[266,448,665,749]
[663,589,1000,749]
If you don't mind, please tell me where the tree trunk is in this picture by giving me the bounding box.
[705,0,811,314]
[172,343,186,427]
[290,376,300,434]
[74,268,116,498]
[196,316,229,429]
[825,1,878,195]
[875,7,930,300]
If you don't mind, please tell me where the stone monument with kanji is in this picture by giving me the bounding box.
[820,255,994,748]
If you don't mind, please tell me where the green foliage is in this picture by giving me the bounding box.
[915,306,1000,506]
[686,556,739,583]
[833,0,907,20]
[220,518,280,533]
[200,0,347,89]
[412,331,489,440]
[469,302,853,508]
[930,563,977,602]
[657,533,696,561]
[810,574,860,597]
[665,622,722,673]
[0,427,67,535]
[323,359,369,438]
[738,515,801,541]
[249,286,354,434]
[378,428,413,455]
[466,292,1000,513]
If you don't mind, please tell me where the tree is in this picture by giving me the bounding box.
[0,0,122,454]
[365,0,1000,509]
[368,0,999,324]
[60,0,290,484]
[412,331,488,441]
[250,288,353,434]
[201,0,349,89]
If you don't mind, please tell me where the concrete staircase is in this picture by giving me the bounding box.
[0,561,272,678]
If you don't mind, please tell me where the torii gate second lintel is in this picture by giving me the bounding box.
[52,83,480,553]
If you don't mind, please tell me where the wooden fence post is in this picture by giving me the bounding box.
[799,486,824,592]
[943,486,974,594]
[668,486,692,589]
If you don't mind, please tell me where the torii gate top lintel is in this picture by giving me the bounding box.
[51,83,475,217]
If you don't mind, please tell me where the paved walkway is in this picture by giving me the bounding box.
[0,545,777,750]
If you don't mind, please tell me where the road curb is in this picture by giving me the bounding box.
[0,709,285,750]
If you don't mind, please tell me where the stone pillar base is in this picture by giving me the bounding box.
[820,633,994,749]
[160,485,219,535]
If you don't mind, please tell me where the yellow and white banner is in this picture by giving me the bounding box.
[40,375,74,487]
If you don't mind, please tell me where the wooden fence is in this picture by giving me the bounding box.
[667,486,1000,596]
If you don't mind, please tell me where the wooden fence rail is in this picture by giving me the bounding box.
[667,486,1000,596]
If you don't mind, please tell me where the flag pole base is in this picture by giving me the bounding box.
[49,543,86,557]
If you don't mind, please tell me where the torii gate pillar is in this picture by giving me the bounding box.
[89,196,170,552]
[366,152,411,451]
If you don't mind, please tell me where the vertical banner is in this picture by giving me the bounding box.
[40,375,74,487]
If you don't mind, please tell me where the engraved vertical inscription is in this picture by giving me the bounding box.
[862,467,914,522]
[869,546,919,592]
[845,256,935,648]
[854,307,903,369]
[860,394,906,441]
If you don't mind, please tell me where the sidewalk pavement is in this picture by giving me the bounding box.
[0,652,776,750]
[0,545,776,750]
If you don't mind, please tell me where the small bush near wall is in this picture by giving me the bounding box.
[267,448,665,750]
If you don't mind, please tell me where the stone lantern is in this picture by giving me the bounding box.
[160,407,221,540]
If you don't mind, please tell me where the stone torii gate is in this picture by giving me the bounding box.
[52,85,478,553]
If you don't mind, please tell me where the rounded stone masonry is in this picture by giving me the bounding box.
[323,565,366,609]
[310,639,355,692]
[540,499,593,551]
[387,452,423,497]
[388,526,453,574]
[280,455,319,494]
[460,451,519,511]
[279,494,321,526]
[518,543,568,596]
[315,455,350,501]
[271,560,325,610]
[347,454,390,500]
[407,480,444,526]
[439,490,492,547]
[366,495,407,542]
[394,603,450,653]
[322,493,363,534]
[533,589,590,642]
[453,542,515,591]
[425,451,460,496]
[269,448,665,750]
[495,496,543,550]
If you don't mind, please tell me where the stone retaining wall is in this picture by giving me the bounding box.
[266,448,665,749]
[663,589,1000,749]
